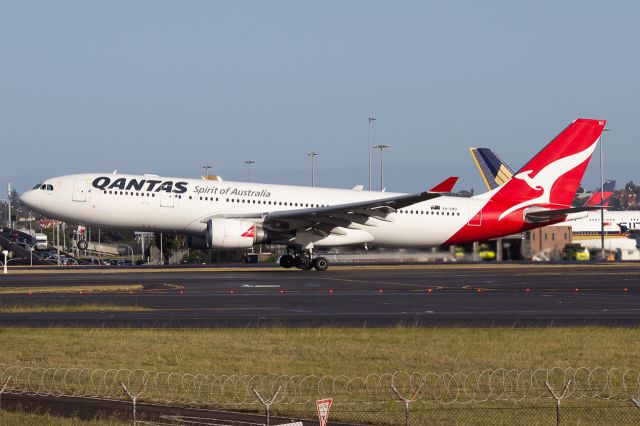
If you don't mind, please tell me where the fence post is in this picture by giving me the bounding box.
[545,379,571,426]
[0,376,11,410]
[253,386,282,426]
[390,383,425,426]
[121,381,146,426]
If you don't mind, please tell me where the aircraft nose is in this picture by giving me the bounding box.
[19,190,36,210]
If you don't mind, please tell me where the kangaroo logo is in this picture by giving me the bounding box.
[498,140,599,221]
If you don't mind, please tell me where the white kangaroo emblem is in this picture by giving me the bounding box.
[498,140,599,221]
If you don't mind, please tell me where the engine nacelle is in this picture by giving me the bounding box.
[206,218,269,249]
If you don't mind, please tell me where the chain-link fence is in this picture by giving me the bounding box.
[2,365,640,425]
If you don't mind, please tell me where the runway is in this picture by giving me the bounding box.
[1,263,640,326]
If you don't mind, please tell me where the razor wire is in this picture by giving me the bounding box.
[1,365,639,407]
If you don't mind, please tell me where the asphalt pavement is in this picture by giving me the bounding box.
[1,263,639,326]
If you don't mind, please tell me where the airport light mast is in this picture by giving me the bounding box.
[368,117,376,190]
[244,160,255,182]
[307,152,318,187]
[202,165,212,178]
[373,144,390,191]
[600,128,610,260]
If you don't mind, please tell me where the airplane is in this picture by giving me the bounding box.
[20,118,606,270]
[470,146,639,251]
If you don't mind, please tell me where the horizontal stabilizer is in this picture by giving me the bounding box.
[524,206,602,223]
[429,176,458,193]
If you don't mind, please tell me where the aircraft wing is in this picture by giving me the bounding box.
[214,177,458,233]
[267,177,457,223]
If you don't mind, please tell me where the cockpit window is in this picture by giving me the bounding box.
[35,183,54,191]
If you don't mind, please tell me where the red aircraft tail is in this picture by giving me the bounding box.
[491,118,606,221]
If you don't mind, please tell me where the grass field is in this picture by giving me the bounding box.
[0,410,127,426]
[0,303,151,313]
[2,327,639,425]
[1,326,639,373]
[0,284,144,294]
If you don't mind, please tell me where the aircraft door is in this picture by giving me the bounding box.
[160,193,174,208]
[468,207,482,226]
[72,180,87,202]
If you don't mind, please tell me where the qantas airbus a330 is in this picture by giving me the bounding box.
[20,118,606,270]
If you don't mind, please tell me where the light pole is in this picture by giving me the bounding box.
[307,152,318,187]
[2,250,7,274]
[600,128,610,260]
[202,165,212,178]
[373,144,390,191]
[368,117,377,190]
[244,160,255,182]
[118,244,135,266]
[26,243,37,267]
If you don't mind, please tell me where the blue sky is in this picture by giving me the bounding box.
[1,1,638,194]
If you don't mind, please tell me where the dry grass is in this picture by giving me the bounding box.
[0,327,638,374]
[0,411,127,425]
[0,284,144,294]
[0,303,152,313]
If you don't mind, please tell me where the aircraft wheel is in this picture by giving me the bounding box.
[279,254,295,268]
[77,240,88,250]
[313,256,329,271]
[294,255,311,269]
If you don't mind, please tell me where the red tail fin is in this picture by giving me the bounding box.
[493,118,606,220]
[583,180,616,207]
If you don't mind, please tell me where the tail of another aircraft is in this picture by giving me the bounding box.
[470,147,514,191]
[489,118,606,221]
[583,179,616,207]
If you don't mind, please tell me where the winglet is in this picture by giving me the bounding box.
[429,176,458,193]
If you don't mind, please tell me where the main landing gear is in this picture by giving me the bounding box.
[279,250,329,271]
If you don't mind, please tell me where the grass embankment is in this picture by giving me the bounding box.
[1,327,638,373]
[0,303,152,313]
[0,284,144,294]
[0,411,127,426]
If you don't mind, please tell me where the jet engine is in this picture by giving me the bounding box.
[205,218,270,249]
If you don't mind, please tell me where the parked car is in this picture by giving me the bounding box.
[59,256,78,266]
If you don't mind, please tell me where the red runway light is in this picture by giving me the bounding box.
[378,289,384,293]
[179,290,184,295]
[624,288,629,292]
[329,289,334,294]
[229,289,235,294]
[426,288,432,293]
[280,289,285,294]
[575,288,580,292]
[476,289,481,293]
[525,288,531,293]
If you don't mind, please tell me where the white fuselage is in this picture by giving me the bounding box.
[20,173,487,248]
[554,210,640,251]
